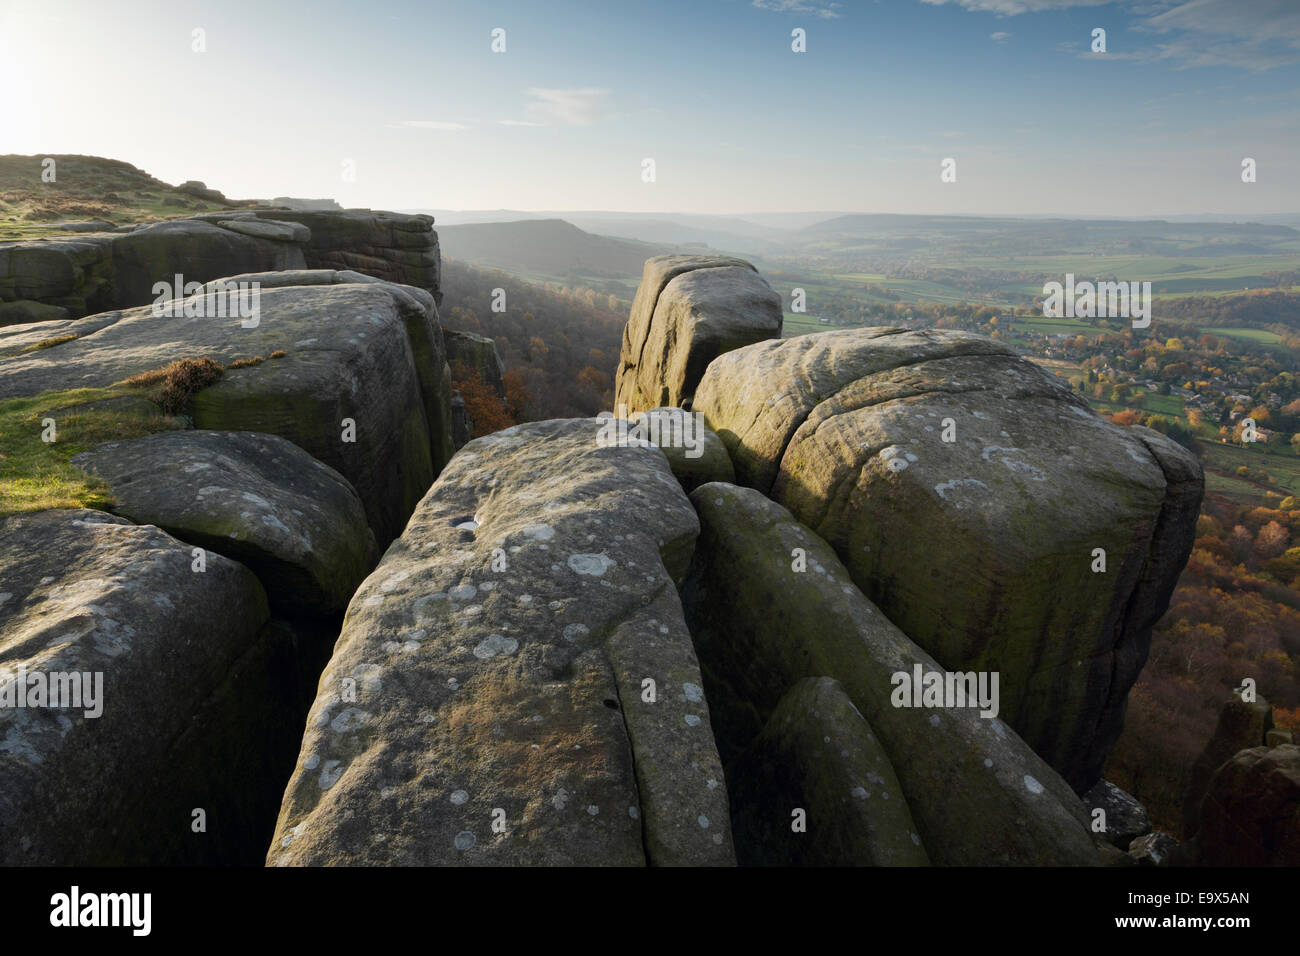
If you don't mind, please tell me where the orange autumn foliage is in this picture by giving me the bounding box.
[450,359,515,439]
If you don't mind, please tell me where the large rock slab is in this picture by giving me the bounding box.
[0,236,115,320]
[1195,744,1300,866]
[108,219,305,308]
[194,209,441,304]
[629,407,735,493]
[728,676,929,866]
[693,327,1203,791]
[72,431,377,616]
[681,482,1099,865]
[0,509,271,864]
[615,254,780,413]
[445,328,506,398]
[268,419,735,866]
[0,218,306,321]
[0,299,71,325]
[0,274,450,544]
[198,269,454,476]
[2,208,440,321]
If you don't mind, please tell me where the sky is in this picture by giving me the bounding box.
[1,0,1297,217]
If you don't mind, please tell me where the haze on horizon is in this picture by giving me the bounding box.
[2,0,1297,219]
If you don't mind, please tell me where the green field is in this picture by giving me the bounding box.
[1205,469,1270,499]
[1087,393,1186,418]
[832,273,1018,308]
[1212,327,1284,344]
[811,250,1300,320]
[1007,315,1105,338]
[1199,441,1300,501]
[782,312,833,336]
[1153,284,1300,301]
[949,253,1300,284]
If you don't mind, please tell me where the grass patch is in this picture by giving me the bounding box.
[0,349,288,515]
[18,333,79,354]
[0,387,184,517]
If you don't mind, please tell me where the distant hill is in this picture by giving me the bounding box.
[0,154,253,240]
[437,218,672,278]
[409,208,790,256]
[559,216,776,256]
[802,213,1299,240]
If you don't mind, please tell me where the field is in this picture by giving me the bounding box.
[1006,315,1105,338]
[787,241,1300,324]
[782,311,832,336]
[1084,393,1186,418]
[1198,441,1300,502]
[1211,327,1284,344]
[832,272,1018,308]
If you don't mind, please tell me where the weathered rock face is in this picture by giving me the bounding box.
[111,220,306,313]
[680,482,1099,865]
[72,431,377,616]
[0,237,113,322]
[629,407,735,493]
[1183,690,1275,837]
[0,299,69,324]
[1195,744,1300,866]
[727,676,929,866]
[693,327,1203,791]
[615,255,781,414]
[0,219,306,322]
[195,267,454,475]
[196,209,442,305]
[445,328,506,398]
[1083,779,1151,851]
[0,509,275,864]
[0,273,451,545]
[53,220,116,234]
[268,419,734,866]
[1,208,442,323]
[451,391,471,448]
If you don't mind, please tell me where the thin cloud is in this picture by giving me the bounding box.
[498,119,547,127]
[921,0,1300,70]
[990,31,1012,42]
[919,0,1111,14]
[1137,0,1300,71]
[524,88,611,126]
[752,0,843,18]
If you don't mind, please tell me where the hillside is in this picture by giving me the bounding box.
[439,257,624,419]
[803,213,1300,240]
[0,154,252,240]
[436,218,672,280]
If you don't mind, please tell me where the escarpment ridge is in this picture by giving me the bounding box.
[0,224,1239,865]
